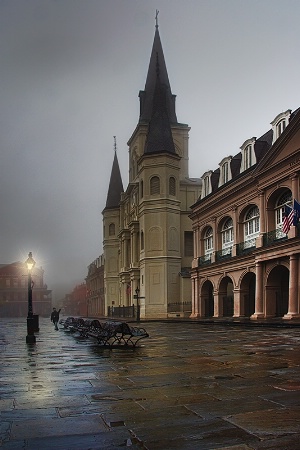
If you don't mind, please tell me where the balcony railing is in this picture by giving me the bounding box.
[215,248,232,262]
[263,229,288,247]
[198,255,211,266]
[236,239,256,256]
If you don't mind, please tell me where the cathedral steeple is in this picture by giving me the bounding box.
[143,53,176,155]
[139,18,177,124]
[104,137,124,210]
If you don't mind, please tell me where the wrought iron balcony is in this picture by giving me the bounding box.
[215,248,232,261]
[236,239,256,256]
[263,229,288,247]
[198,254,212,266]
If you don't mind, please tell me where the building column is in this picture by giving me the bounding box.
[190,275,199,318]
[251,261,264,319]
[284,254,300,319]
[233,289,242,317]
[131,231,137,265]
[213,290,222,317]
[291,173,299,202]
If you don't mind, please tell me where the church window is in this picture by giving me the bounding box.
[109,223,115,236]
[184,231,193,256]
[141,231,144,250]
[140,180,143,198]
[150,176,160,195]
[169,177,176,196]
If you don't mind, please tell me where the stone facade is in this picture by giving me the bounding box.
[102,25,201,318]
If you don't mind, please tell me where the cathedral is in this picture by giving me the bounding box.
[102,22,201,319]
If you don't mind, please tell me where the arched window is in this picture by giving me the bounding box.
[244,144,252,170]
[109,223,115,236]
[244,206,260,241]
[276,191,292,233]
[169,177,176,196]
[140,180,143,198]
[222,218,234,250]
[150,176,160,195]
[277,119,286,137]
[203,176,210,196]
[204,227,213,255]
[141,231,144,250]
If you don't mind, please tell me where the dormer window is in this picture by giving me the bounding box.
[201,171,212,198]
[223,162,229,183]
[218,157,232,187]
[271,110,291,144]
[240,138,256,173]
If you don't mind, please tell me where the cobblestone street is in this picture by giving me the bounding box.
[0,318,300,449]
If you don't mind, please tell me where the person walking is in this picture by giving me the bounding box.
[50,307,61,331]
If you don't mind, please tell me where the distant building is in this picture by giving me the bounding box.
[190,108,300,320]
[0,261,52,317]
[86,255,104,317]
[102,23,201,319]
[62,283,87,317]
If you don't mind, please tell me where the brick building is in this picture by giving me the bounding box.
[0,261,52,317]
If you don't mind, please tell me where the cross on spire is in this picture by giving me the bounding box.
[155,10,159,29]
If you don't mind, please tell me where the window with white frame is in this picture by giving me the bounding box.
[240,138,256,173]
[271,110,291,144]
[275,191,292,235]
[222,162,229,183]
[222,218,234,250]
[218,157,232,187]
[201,171,212,198]
[244,206,260,244]
[204,227,213,255]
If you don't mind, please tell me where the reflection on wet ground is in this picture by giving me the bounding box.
[0,318,300,449]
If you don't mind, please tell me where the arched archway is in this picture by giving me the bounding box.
[219,276,234,317]
[240,272,256,317]
[266,265,289,317]
[201,280,214,317]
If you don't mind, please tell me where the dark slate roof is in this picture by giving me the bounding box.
[104,152,124,210]
[143,57,176,155]
[139,27,177,124]
[200,126,275,201]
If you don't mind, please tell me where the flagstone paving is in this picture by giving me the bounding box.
[0,318,300,449]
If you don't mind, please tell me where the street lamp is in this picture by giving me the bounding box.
[25,252,36,344]
[135,286,140,322]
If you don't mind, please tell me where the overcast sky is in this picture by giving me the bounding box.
[1,0,300,301]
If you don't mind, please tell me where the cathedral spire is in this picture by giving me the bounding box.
[144,51,176,155]
[139,18,177,124]
[104,137,124,210]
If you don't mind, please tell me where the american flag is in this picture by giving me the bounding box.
[282,205,294,234]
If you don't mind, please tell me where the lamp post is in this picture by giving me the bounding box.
[25,252,36,344]
[135,286,140,322]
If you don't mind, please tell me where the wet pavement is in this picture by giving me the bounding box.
[0,318,300,449]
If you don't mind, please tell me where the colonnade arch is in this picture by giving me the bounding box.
[265,264,289,317]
